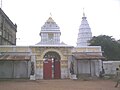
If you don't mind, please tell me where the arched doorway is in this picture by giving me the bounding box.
[43,51,61,79]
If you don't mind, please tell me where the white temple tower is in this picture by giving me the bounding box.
[37,17,61,45]
[77,12,92,46]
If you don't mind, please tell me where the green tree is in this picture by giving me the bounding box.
[89,35,120,60]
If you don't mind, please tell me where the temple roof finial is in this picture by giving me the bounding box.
[83,8,85,17]
[50,12,52,17]
[82,8,86,19]
[46,13,54,22]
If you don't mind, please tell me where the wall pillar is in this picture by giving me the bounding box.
[30,55,36,80]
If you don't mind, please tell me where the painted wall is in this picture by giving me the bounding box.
[0,61,30,78]
[72,46,103,77]
[0,46,31,79]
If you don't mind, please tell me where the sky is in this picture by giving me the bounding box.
[1,0,120,46]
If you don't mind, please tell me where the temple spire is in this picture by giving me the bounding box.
[77,11,92,46]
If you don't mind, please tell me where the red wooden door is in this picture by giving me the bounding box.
[43,59,52,79]
[54,60,61,79]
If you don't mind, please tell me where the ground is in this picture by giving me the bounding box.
[0,79,119,90]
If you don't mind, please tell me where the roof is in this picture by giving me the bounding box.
[0,55,31,61]
[73,52,105,60]
[30,44,74,48]
[0,8,17,31]
[41,17,60,30]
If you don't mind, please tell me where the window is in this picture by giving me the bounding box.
[9,35,12,42]
[48,33,53,40]
[3,30,5,38]
[0,37,1,44]
[0,30,2,36]
[5,32,9,39]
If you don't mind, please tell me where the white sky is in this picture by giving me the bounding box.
[1,0,120,46]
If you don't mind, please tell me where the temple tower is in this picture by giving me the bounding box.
[77,11,92,46]
[37,17,61,45]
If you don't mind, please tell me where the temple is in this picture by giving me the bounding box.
[0,11,104,80]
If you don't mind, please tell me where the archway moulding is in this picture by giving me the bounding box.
[41,48,64,60]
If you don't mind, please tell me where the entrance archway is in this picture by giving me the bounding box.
[43,51,61,79]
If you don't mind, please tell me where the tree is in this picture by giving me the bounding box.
[89,35,120,60]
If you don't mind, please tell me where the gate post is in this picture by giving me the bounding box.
[30,55,36,80]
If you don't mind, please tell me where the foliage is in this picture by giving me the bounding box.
[89,35,120,60]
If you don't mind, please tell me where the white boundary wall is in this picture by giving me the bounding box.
[103,61,120,75]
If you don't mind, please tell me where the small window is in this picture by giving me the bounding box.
[48,33,53,40]
[0,31,2,35]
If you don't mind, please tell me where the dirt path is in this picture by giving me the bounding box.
[0,79,119,90]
